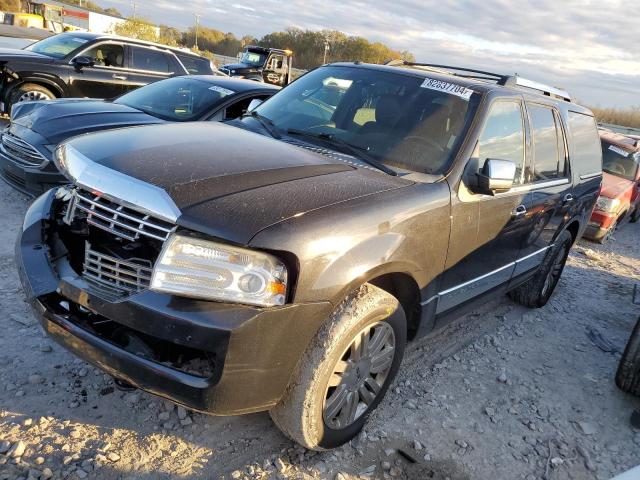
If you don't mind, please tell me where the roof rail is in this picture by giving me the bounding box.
[385,61,572,102]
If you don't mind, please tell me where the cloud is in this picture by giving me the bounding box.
[97,0,639,107]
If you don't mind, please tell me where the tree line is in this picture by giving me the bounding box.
[118,19,414,69]
[590,106,640,129]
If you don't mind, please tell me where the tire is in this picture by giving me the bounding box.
[630,207,640,224]
[8,83,55,112]
[616,317,640,396]
[269,284,406,450]
[508,230,572,308]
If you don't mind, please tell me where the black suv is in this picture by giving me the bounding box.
[0,32,213,112]
[16,62,602,450]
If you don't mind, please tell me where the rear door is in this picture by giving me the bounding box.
[121,46,180,93]
[514,103,573,277]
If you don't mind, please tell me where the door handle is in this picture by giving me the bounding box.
[512,205,527,217]
[112,74,127,80]
[563,193,574,203]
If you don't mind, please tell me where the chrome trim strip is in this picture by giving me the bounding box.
[439,262,515,296]
[512,245,551,277]
[579,172,602,180]
[420,295,438,306]
[515,245,551,264]
[55,144,181,223]
[528,178,571,190]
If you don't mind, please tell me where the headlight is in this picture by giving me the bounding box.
[595,197,621,213]
[151,234,288,307]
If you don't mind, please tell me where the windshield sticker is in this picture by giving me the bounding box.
[420,78,474,100]
[71,38,87,43]
[208,85,235,96]
[609,144,630,157]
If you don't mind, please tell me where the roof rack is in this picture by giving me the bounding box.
[385,61,572,102]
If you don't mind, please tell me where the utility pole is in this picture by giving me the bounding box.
[194,13,201,50]
[323,39,329,64]
[131,2,137,20]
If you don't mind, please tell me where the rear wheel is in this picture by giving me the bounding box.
[8,83,55,112]
[616,317,640,396]
[509,230,572,308]
[630,207,640,224]
[269,284,406,450]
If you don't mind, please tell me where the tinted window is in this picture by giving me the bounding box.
[176,53,213,74]
[530,105,561,181]
[132,47,171,72]
[115,77,235,121]
[254,66,477,175]
[477,101,525,184]
[82,43,124,68]
[601,141,639,181]
[568,112,602,175]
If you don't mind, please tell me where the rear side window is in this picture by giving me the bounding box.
[529,105,565,181]
[477,101,526,184]
[176,53,213,74]
[601,141,639,181]
[567,112,602,175]
[131,47,172,73]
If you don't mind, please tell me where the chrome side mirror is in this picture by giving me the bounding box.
[477,158,516,195]
[247,98,263,112]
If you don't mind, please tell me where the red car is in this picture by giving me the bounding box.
[585,131,640,243]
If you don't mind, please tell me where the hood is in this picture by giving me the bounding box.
[64,122,412,244]
[221,62,261,73]
[0,48,54,63]
[11,99,164,145]
[600,171,634,200]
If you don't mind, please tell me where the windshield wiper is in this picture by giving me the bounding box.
[246,111,281,139]
[286,129,397,176]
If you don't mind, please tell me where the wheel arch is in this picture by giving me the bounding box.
[8,76,65,99]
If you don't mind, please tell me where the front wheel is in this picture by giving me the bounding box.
[616,317,640,396]
[509,230,572,308]
[8,83,55,112]
[269,284,406,450]
[630,207,640,224]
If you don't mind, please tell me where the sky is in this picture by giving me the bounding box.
[97,0,638,108]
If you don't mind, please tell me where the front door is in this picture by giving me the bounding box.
[263,53,286,86]
[439,98,531,314]
[69,42,127,99]
[514,103,573,277]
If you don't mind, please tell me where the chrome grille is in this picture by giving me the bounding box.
[1,132,46,167]
[72,189,176,242]
[83,243,153,295]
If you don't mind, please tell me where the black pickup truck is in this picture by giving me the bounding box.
[220,45,293,86]
[16,62,602,450]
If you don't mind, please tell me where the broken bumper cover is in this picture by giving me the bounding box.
[16,190,332,415]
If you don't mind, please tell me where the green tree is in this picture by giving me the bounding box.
[57,1,122,16]
[159,24,181,46]
[0,0,21,11]
[114,18,157,42]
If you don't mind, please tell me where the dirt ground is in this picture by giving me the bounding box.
[0,177,639,480]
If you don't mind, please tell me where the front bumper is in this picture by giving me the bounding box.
[0,149,66,197]
[16,190,332,415]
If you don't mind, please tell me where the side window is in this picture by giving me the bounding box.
[567,112,602,175]
[477,101,525,184]
[82,43,124,68]
[176,54,212,74]
[223,95,271,120]
[131,47,171,73]
[529,105,563,181]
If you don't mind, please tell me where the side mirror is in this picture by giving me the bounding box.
[247,98,263,112]
[72,56,95,69]
[477,158,516,195]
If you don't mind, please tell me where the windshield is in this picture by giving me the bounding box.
[241,50,267,66]
[253,65,478,174]
[115,77,235,121]
[26,34,89,58]
[602,141,639,181]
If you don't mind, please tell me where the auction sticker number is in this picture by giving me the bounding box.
[420,78,474,100]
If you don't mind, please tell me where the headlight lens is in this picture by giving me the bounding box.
[595,197,620,213]
[151,234,288,307]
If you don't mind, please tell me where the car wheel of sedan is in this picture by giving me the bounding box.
[630,208,640,224]
[598,219,618,244]
[508,230,572,308]
[269,284,406,450]
[9,83,55,111]
[616,317,640,396]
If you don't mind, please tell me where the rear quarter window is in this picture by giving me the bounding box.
[176,54,213,75]
[567,111,602,176]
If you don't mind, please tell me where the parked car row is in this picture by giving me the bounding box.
[584,129,640,243]
[8,56,605,449]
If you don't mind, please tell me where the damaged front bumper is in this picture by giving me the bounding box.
[16,189,332,415]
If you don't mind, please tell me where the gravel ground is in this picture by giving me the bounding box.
[0,177,639,480]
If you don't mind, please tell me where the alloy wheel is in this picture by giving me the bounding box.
[542,245,568,297]
[18,91,53,103]
[323,321,395,429]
